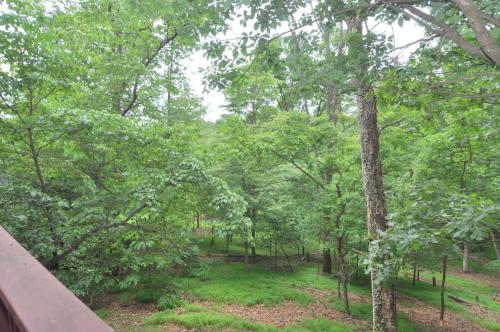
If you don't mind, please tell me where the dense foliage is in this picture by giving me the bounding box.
[0,1,498,331]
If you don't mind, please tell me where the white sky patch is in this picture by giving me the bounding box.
[182,51,226,122]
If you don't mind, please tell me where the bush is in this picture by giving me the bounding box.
[135,288,160,303]
[156,293,182,310]
[188,261,211,281]
[485,259,500,273]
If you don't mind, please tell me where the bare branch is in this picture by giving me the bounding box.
[121,30,178,116]
[270,148,326,190]
[379,117,406,133]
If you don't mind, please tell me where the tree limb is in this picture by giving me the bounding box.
[270,149,326,190]
[121,30,178,116]
[385,2,494,64]
[481,12,500,29]
[451,0,500,65]
[43,202,148,269]
[379,117,406,133]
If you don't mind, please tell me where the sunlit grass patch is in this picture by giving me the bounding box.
[145,302,358,332]
[145,311,276,331]
[179,262,312,306]
[146,303,273,331]
[284,318,355,332]
[397,276,500,314]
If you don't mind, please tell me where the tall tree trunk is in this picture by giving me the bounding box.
[251,210,257,263]
[440,255,448,320]
[354,254,360,280]
[281,246,294,272]
[224,234,229,253]
[462,243,469,273]
[323,29,335,123]
[323,24,344,125]
[412,264,417,286]
[166,41,175,121]
[357,82,397,332]
[490,230,500,260]
[337,235,351,314]
[244,241,249,272]
[334,190,350,314]
[273,223,278,271]
[322,248,332,274]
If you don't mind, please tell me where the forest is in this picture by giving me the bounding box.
[0,0,499,331]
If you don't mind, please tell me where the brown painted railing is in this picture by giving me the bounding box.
[0,226,114,332]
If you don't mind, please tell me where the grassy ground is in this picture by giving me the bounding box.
[98,236,500,332]
[145,304,355,332]
[397,270,500,330]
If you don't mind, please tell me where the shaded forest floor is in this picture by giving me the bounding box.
[96,239,500,332]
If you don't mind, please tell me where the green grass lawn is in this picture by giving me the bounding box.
[103,238,499,332]
[145,302,357,332]
[173,258,374,306]
[397,270,500,330]
[109,260,443,331]
[179,261,313,306]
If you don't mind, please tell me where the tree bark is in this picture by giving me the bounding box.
[244,241,249,271]
[357,81,397,332]
[224,234,229,253]
[322,248,332,274]
[440,255,448,320]
[323,29,336,124]
[412,264,417,286]
[251,210,257,263]
[337,235,351,315]
[491,230,500,260]
[334,184,350,314]
[274,230,278,271]
[462,243,469,273]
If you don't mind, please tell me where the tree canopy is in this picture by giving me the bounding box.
[0,1,498,331]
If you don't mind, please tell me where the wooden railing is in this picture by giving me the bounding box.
[0,226,113,332]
